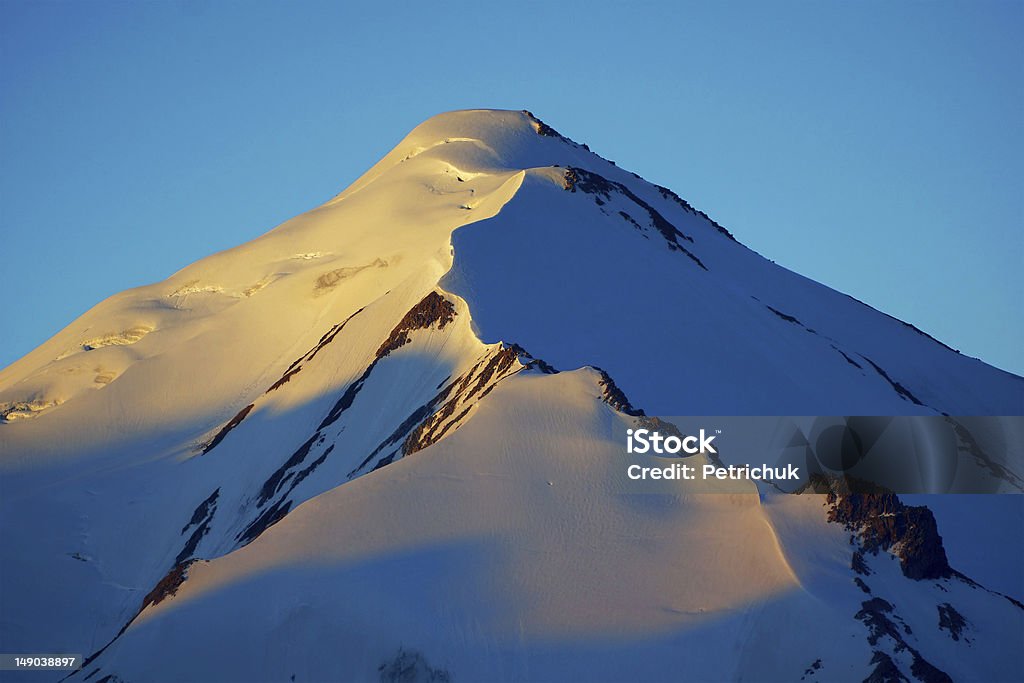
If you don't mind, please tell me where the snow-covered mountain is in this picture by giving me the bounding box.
[0,109,1020,682]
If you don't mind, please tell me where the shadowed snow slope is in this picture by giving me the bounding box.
[0,109,1020,683]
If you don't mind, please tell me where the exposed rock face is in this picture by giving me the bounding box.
[948,419,1024,490]
[819,477,952,580]
[176,488,219,565]
[936,603,969,642]
[202,306,367,454]
[319,293,457,432]
[800,658,823,681]
[202,403,254,454]
[856,598,952,683]
[523,109,570,143]
[141,561,193,610]
[562,166,708,269]
[354,342,554,475]
[217,293,465,549]
[594,366,644,416]
[857,598,908,646]
[852,549,873,576]
[799,474,1019,682]
[378,648,452,683]
[653,183,738,242]
[376,292,456,359]
[864,651,909,683]
[234,298,562,549]
[402,345,523,456]
[861,356,925,406]
[301,307,366,364]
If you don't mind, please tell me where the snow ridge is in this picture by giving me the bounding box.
[0,109,1020,683]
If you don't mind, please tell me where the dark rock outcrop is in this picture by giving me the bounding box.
[376,292,456,359]
[202,307,369,455]
[864,651,909,683]
[856,598,951,683]
[378,648,452,683]
[860,356,925,407]
[320,293,456,432]
[352,342,536,476]
[594,366,644,416]
[563,167,707,269]
[937,602,969,642]
[176,488,219,565]
[653,183,737,242]
[822,479,952,581]
[141,560,194,610]
[202,403,254,454]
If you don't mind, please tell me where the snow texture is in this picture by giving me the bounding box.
[0,109,1021,683]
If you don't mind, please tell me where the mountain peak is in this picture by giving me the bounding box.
[404,108,567,146]
[362,109,586,179]
[3,107,1022,683]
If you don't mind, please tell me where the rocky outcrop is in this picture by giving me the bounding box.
[202,404,254,454]
[948,419,1024,491]
[378,648,452,683]
[376,292,456,358]
[653,183,737,242]
[352,342,543,476]
[202,306,367,454]
[823,480,952,581]
[936,602,969,642]
[594,366,644,416]
[864,651,909,683]
[141,561,194,611]
[523,109,570,144]
[562,167,707,269]
[860,356,925,407]
[319,293,456,432]
[856,598,951,683]
[238,295,533,546]
[176,489,219,565]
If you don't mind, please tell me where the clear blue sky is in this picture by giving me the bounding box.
[1,1,1021,375]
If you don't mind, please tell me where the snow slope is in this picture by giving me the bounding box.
[0,109,1021,682]
[27,370,1023,683]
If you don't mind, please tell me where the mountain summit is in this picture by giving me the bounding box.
[0,109,1021,682]
[1,109,1019,429]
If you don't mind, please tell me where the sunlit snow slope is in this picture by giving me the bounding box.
[0,109,1020,683]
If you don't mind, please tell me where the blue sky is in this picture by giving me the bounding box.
[1,0,1021,375]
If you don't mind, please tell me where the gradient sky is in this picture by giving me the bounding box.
[1,0,1021,375]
